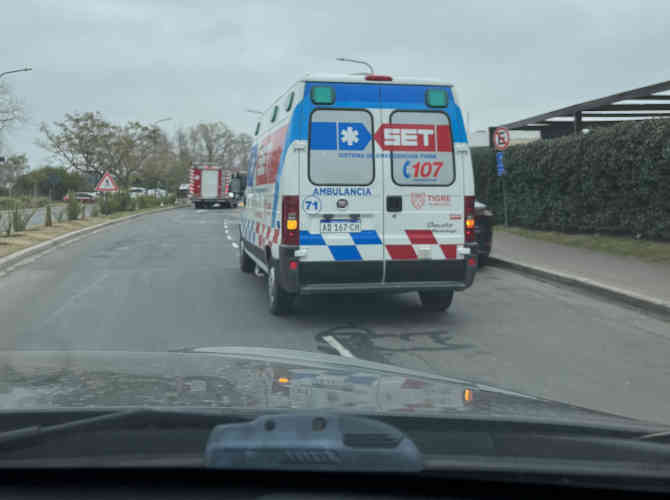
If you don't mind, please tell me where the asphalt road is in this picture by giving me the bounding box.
[1,208,669,424]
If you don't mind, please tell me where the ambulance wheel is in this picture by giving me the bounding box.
[268,261,294,316]
[419,290,454,312]
[239,240,254,273]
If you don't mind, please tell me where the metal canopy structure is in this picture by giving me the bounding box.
[489,79,670,144]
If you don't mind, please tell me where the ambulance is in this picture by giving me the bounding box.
[239,73,478,315]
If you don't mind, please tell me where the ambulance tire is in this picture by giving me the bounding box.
[419,290,454,312]
[268,261,294,316]
[239,240,254,273]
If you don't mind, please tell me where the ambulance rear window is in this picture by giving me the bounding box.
[390,111,455,186]
[309,109,374,185]
[311,86,335,105]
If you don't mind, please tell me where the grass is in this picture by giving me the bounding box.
[0,207,171,259]
[495,226,670,264]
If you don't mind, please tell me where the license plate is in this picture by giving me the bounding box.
[320,221,361,233]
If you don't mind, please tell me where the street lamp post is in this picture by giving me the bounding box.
[336,57,374,74]
[0,67,32,80]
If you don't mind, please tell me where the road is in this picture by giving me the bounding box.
[1,208,669,424]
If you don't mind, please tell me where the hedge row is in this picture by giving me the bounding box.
[472,119,670,240]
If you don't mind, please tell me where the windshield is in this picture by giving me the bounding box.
[2,0,670,469]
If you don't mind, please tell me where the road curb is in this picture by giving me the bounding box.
[488,256,670,319]
[0,205,186,274]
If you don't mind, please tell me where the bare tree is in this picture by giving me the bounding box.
[0,154,29,192]
[0,82,26,137]
[108,122,162,189]
[230,133,253,173]
[189,122,235,166]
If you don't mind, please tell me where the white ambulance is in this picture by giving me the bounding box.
[240,73,478,315]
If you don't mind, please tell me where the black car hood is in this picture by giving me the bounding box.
[0,347,640,425]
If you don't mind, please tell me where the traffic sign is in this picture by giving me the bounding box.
[95,172,119,192]
[496,151,505,176]
[493,127,511,151]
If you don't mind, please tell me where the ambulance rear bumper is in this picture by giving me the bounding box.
[278,245,477,295]
[298,280,472,295]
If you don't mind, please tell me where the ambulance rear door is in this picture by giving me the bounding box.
[378,85,466,283]
[299,83,385,285]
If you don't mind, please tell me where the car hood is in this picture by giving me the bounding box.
[0,347,640,425]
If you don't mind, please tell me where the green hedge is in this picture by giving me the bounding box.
[471,119,670,240]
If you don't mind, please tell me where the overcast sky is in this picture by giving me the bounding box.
[3,0,670,167]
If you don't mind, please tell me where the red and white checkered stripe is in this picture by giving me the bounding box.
[385,230,459,260]
[252,221,279,250]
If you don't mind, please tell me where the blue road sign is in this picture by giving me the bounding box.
[496,151,505,176]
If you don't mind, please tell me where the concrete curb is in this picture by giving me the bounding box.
[0,205,186,274]
[488,256,670,319]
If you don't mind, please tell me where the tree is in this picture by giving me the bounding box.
[189,122,235,166]
[38,112,114,178]
[39,113,163,189]
[108,121,162,189]
[230,133,253,172]
[12,166,87,199]
[0,82,26,139]
[0,154,29,192]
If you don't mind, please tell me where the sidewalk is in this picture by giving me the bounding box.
[490,230,670,313]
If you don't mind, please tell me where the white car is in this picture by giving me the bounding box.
[128,187,147,199]
[147,188,168,198]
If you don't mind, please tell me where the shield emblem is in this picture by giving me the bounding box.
[410,192,426,210]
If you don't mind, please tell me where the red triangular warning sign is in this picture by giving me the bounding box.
[95,172,119,192]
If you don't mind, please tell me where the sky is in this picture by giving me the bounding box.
[2,0,670,167]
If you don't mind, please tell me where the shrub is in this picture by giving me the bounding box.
[66,191,81,221]
[56,208,65,223]
[91,204,100,217]
[471,119,670,240]
[45,204,53,227]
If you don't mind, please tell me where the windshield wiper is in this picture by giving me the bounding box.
[0,408,249,452]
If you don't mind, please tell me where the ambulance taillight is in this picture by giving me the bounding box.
[282,195,300,245]
[464,196,475,242]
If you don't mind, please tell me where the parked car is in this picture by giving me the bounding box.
[128,187,147,199]
[147,188,168,198]
[63,192,96,204]
[475,200,494,266]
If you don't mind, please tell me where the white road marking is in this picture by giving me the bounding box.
[226,235,232,240]
[197,210,206,214]
[322,335,355,358]
[232,242,239,248]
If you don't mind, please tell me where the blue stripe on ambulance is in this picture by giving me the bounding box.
[299,229,382,261]
[350,230,382,245]
[328,246,362,261]
[299,231,326,246]
[270,82,468,228]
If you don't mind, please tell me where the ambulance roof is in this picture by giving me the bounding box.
[301,73,453,87]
